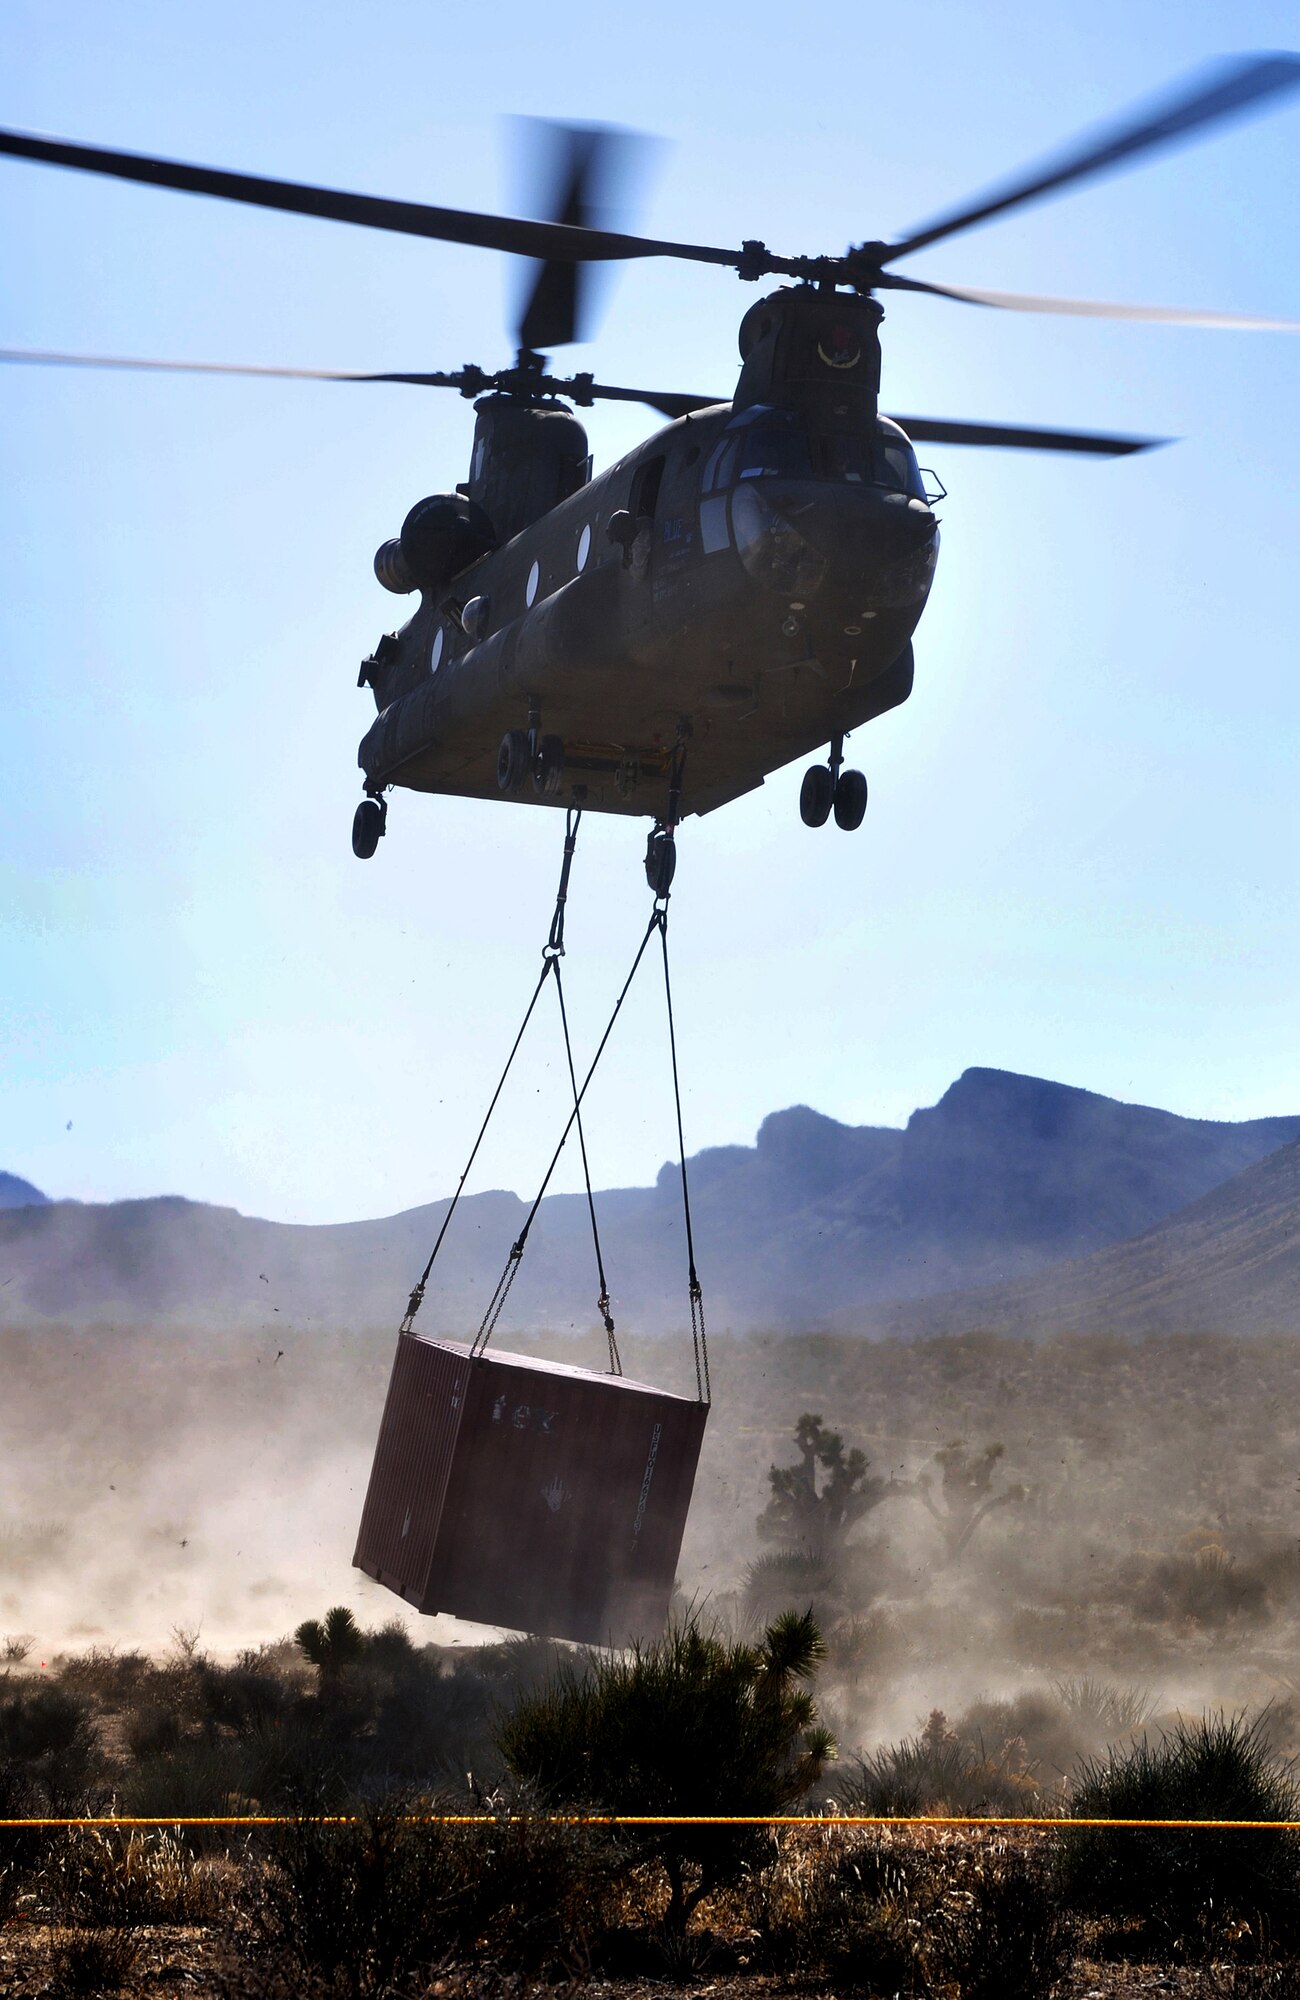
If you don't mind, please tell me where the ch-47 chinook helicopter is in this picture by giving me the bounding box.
[3,52,1299,881]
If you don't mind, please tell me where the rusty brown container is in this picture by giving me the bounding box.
[353,1333,709,1645]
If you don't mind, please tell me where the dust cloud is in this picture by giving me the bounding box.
[3,1316,1298,1768]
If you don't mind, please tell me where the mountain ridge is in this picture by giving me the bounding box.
[3,1067,1297,1334]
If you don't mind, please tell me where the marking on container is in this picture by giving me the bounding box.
[631,1423,663,1547]
[541,1477,568,1515]
[401,1508,411,1540]
[491,1399,558,1435]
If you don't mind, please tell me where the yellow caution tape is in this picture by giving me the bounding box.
[1,1814,1299,1830]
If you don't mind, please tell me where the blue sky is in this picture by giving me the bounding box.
[3,0,1298,1226]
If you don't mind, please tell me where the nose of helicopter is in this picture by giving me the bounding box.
[731,480,939,607]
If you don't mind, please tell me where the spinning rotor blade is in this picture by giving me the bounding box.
[0,346,467,386]
[0,345,721,417]
[896,284,1300,332]
[514,121,659,350]
[883,52,1300,264]
[0,126,736,271]
[892,414,1166,456]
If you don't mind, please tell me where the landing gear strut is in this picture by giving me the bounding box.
[800,734,867,831]
[352,794,387,860]
[498,701,566,797]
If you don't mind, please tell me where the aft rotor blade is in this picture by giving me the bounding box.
[583,381,721,418]
[0,346,471,387]
[883,51,1300,264]
[0,346,725,416]
[0,127,738,270]
[900,283,1300,332]
[893,414,1167,456]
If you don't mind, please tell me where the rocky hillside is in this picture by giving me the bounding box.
[2,1069,1297,1334]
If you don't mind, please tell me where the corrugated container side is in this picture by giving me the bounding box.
[353,1335,708,1645]
[431,1351,707,1643]
[352,1336,470,1602]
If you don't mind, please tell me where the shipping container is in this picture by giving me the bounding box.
[353,1332,709,1645]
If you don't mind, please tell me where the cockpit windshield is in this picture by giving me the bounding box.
[704,407,926,498]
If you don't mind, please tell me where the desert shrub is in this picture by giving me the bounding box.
[932,1840,1079,1999]
[125,1701,183,1759]
[54,1647,155,1707]
[47,1925,141,1997]
[1060,1710,1300,1951]
[839,1707,1046,1817]
[499,1609,833,1932]
[198,1656,292,1736]
[254,1798,618,1995]
[823,1608,905,1688]
[44,1826,227,1926]
[116,1735,261,1845]
[748,1832,945,1990]
[1055,1675,1155,1742]
[742,1548,850,1631]
[1120,1546,1274,1628]
[0,1762,56,1900]
[1205,1964,1300,1998]
[0,1681,97,1798]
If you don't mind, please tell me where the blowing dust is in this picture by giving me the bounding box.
[3,1318,1298,1769]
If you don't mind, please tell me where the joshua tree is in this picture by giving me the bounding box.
[294,1605,367,1676]
[916,1440,1027,1562]
[758,1412,902,1557]
[498,1609,834,1934]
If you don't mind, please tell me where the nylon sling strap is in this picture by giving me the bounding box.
[472,886,710,1407]
[401,808,617,1360]
[470,899,662,1360]
[402,805,709,1407]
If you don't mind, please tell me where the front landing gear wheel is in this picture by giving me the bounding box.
[833,769,868,831]
[645,830,677,895]
[800,764,834,827]
[497,729,530,794]
[351,797,386,860]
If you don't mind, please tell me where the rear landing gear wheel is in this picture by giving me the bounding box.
[351,797,386,860]
[833,768,868,831]
[645,829,677,895]
[533,733,566,797]
[799,764,834,827]
[497,729,530,794]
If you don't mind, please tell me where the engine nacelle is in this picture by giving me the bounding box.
[373,539,415,593]
[396,493,497,593]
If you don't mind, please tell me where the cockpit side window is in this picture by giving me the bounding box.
[878,442,926,499]
[816,433,926,497]
[702,436,740,493]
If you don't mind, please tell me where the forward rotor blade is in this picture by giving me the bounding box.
[893,414,1167,456]
[0,127,737,270]
[884,51,1300,264]
[898,283,1300,332]
[514,121,659,351]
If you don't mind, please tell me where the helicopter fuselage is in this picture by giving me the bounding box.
[357,390,940,822]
